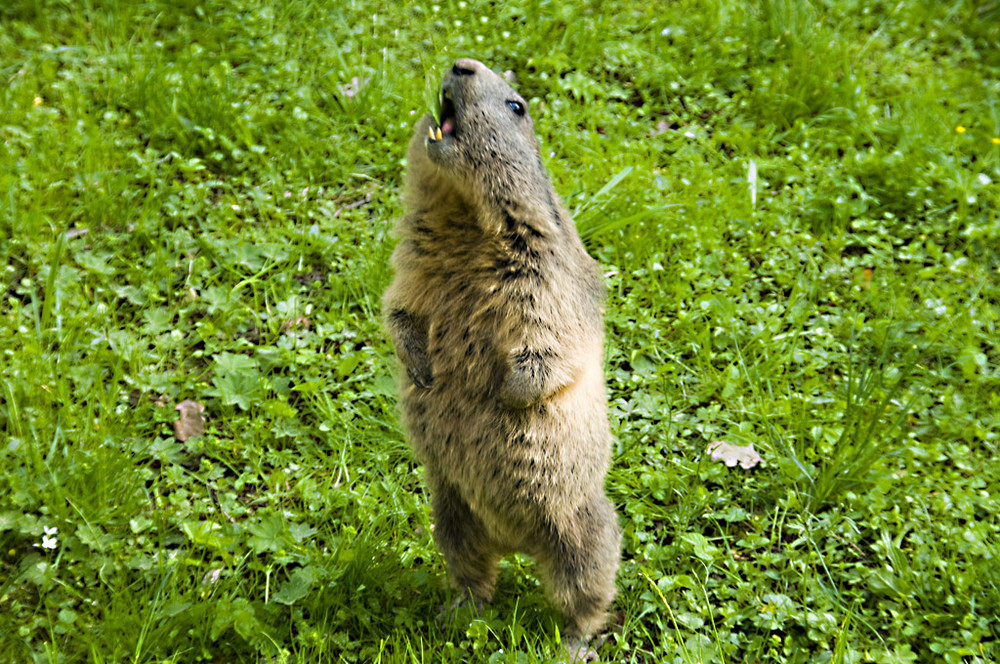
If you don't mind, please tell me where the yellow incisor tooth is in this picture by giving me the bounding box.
[435,127,443,141]
[428,126,436,141]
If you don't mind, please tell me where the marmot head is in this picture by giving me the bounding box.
[407,59,558,236]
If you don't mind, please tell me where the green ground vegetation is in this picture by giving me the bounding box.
[2,0,999,662]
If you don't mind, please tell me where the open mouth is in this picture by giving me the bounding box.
[428,90,457,143]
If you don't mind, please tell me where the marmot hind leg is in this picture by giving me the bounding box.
[429,475,502,611]
[535,494,620,653]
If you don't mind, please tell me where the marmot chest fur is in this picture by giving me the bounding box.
[383,58,619,661]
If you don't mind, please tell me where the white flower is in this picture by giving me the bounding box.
[202,567,224,585]
[41,526,58,550]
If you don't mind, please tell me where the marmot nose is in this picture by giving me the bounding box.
[452,59,481,76]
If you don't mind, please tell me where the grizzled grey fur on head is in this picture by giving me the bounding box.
[383,58,620,662]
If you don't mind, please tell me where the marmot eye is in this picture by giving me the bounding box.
[507,100,525,117]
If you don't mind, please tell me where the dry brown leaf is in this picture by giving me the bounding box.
[338,75,369,98]
[333,191,372,218]
[707,440,762,469]
[174,400,206,442]
[282,316,311,333]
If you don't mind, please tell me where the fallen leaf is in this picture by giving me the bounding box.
[282,317,311,332]
[174,400,206,442]
[333,191,372,218]
[338,76,369,98]
[707,440,762,469]
[652,119,670,136]
[860,267,873,289]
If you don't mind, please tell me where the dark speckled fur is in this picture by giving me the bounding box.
[383,59,619,660]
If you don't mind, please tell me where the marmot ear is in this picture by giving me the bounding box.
[502,70,519,86]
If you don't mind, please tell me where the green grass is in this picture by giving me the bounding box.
[2,0,999,662]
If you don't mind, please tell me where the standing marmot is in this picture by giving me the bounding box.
[383,59,619,662]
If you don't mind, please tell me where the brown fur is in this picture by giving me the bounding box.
[383,59,619,659]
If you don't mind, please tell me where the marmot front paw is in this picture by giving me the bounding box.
[498,379,535,409]
[407,363,433,388]
[498,348,548,408]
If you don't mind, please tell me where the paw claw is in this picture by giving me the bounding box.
[436,594,485,627]
[563,639,600,662]
[407,365,433,388]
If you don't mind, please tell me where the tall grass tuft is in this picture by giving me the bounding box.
[771,324,920,511]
